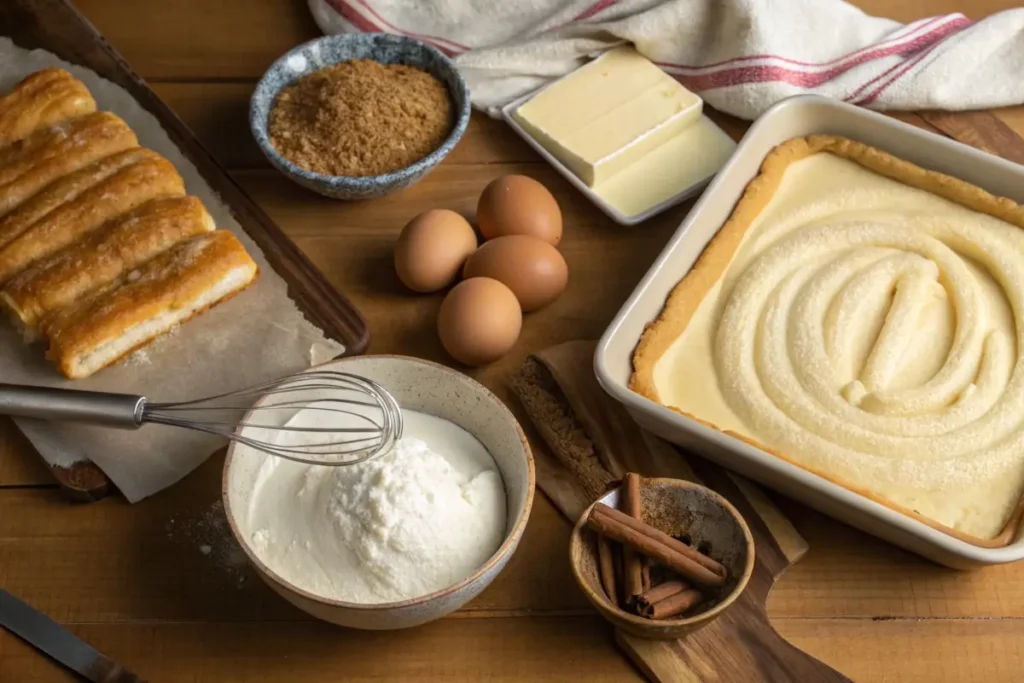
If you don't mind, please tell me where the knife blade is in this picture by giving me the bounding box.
[0,588,142,682]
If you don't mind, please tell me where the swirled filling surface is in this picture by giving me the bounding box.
[654,152,1024,539]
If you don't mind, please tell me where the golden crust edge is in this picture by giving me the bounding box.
[629,134,1024,547]
[1,195,217,334]
[51,263,260,380]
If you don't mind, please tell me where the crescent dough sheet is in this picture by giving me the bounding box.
[0,153,185,284]
[42,230,259,379]
[0,67,96,148]
[0,147,154,250]
[0,111,137,217]
[631,135,1024,546]
[1,195,215,338]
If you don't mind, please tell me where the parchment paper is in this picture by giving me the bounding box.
[0,38,346,502]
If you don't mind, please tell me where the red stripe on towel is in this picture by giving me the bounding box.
[847,20,968,103]
[658,15,969,90]
[658,16,943,73]
[353,0,469,52]
[573,0,621,22]
[853,37,948,105]
[324,0,467,55]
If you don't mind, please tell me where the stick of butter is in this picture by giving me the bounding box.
[512,47,702,188]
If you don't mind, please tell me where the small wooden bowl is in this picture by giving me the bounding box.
[569,477,755,640]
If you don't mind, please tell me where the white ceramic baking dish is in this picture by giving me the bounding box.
[595,94,1024,568]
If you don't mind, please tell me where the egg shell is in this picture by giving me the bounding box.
[462,235,568,312]
[437,277,522,366]
[477,175,562,245]
[394,209,478,293]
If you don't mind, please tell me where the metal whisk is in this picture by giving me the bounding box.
[0,371,404,466]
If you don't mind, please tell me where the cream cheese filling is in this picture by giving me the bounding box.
[654,152,1024,539]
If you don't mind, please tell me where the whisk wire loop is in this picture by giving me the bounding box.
[142,370,403,466]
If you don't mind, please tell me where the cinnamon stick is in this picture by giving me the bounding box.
[593,503,726,576]
[636,580,689,608]
[587,503,727,588]
[622,473,644,604]
[641,561,651,592]
[597,535,617,603]
[640,586,705,619]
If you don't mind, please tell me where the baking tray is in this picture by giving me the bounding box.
[0,0,370,500]
[596,94,1024,568]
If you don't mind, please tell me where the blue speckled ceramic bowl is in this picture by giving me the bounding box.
[251,33,471,200]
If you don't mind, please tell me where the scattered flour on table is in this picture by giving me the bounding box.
[166,501,249,588]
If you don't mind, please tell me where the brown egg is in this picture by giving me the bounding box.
[394,209,478,293]
[462,235,568,312]
[477,175,562,245]
[437,277,522,366]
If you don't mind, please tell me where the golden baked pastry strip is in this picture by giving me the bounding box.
[0,152,185,285]
[0,68,96,149]
[0,147,154,251]
[0,111,137,217]
[42,230,258,379]
[1,196,215,339]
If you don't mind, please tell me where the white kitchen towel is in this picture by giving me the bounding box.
[308,0,1024,121]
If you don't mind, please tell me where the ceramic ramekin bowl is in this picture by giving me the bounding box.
[569,477,754,640]
[250,33,471,200]
[222,355,535,630]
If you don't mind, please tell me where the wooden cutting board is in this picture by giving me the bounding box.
[0,0,369,501]
[511,344,850,682]
[615,458,849,682]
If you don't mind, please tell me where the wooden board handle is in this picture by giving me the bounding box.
[618,614,851,683]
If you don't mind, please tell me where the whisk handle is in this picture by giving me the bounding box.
[0,383,145,428]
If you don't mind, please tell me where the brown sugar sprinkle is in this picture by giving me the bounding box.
[268,59,453,177]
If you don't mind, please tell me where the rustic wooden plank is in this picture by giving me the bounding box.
[3,616,1021,683]
[231,164,682,234]
[886,111,949,135]
[919,110,1024,164]
[72,0,320,80]
[0,462,592,621]
[862,0,1022,20]
[149,84,538,169]
[776,618,1024,683]
[0,616,641,683]
[0,418,51,486]
[768,498,1024,619]
[991,106,1024,140]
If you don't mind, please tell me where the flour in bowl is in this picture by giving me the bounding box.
[246,409,507,603]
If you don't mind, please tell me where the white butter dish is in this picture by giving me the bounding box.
[596,94,1024,568]
[502,69,736,225]
[512,47,703,188]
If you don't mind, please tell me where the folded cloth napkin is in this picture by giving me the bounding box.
[309,0,1024,120]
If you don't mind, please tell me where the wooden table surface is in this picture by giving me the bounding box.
[3,1,1024,681]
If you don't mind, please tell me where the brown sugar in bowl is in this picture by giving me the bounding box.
[251,33,471,201]
[569,477,755,640]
